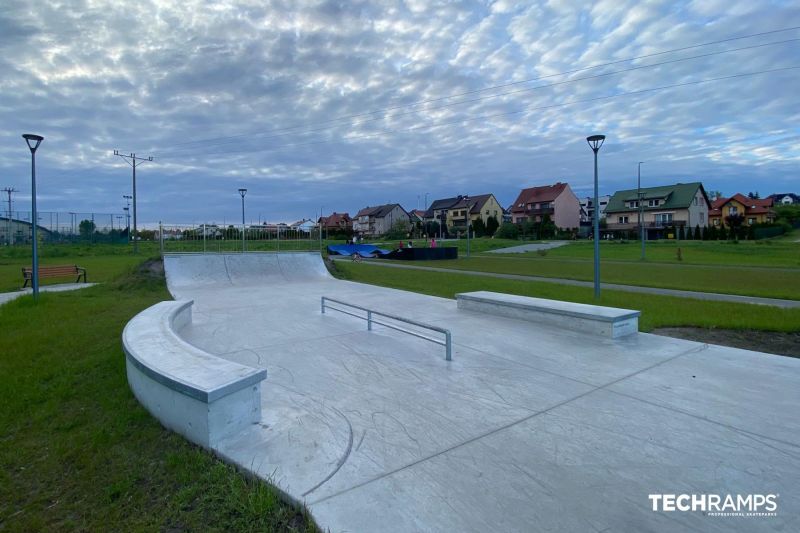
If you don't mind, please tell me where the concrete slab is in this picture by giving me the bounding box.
[0,282,97,306]
[485,241,569,253]
[156,252,800,532]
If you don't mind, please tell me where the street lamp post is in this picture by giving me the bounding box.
[637,162,645,260]
[22,134,44,301]
[123,195,132,242]
[587,134,605,299]
[464,195,473,258]
[238,188,247,252]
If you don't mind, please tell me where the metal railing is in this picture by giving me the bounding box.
[321,296,452,361]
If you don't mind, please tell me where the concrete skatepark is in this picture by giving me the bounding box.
[123,252,800,532]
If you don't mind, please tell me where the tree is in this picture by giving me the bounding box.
[708,190,724,201]
[485,215,499,236]
[472,217,486,237]
[725,214,745,241]
[384,219,411,239]
[693,224,701,240]
[539,214,557,239]
[678,225,686,240]
[79,219,96,240]
[747,191,760,199]
[495,222,520,239]
[718,224,727,240]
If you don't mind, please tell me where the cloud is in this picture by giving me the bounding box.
[0,0,798,222]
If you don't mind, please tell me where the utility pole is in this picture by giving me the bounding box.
[2,187,17,246]
[638,162,645,260]
[114,151,153,253]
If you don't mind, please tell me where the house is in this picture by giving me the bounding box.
[579,195,610,223]
[319,212,352,232]
[509,182,580,229]
[444,194,504,230]
[409,209,426,223]
[423,197,463,232]
[767,193,800,205]
[0,217,53,245]
[604,182,710,239]
[353,204,411,237]
[289,219,316,233]
[709,194,775,227]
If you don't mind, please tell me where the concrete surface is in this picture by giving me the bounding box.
[123,299,266,448]
[155,252,799,532]
[0,282,97,306]
[335,258,800,308]
[486,241,570,253]
[456,290,640,338]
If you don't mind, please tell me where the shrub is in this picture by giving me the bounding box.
[495,222,520,239]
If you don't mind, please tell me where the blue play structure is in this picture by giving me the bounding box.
[327,244,391,257]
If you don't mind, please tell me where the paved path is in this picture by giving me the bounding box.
[335,258,800,308]
[0,283,97,306]
[485,240,570,253]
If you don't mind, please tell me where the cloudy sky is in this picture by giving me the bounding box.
[1,0,798,224]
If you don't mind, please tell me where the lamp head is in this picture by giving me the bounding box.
[238,188,247,198]
[586,134,605,152]
[22,133,44,152]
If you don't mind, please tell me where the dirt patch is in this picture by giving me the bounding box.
[652,327,800,358]
[140,258,164,276]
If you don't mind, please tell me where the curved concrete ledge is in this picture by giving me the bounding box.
[122,300,267,448]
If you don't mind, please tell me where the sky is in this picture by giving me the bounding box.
[1,0,799,225]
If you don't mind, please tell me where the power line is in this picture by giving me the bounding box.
[157,25,800,152]
[156,37,800,157]
[175,66,800,158]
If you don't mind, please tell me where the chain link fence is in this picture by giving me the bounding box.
[1,211,129,245]
[157,223,324,253]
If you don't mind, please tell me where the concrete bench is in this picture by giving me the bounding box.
[122,300,266,449]
[456,291,640,338]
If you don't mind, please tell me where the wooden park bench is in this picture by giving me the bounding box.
[22,265,87,288]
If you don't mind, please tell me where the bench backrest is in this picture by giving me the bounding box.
[22,265,79,276]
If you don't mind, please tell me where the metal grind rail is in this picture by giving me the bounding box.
[321,296,452,361]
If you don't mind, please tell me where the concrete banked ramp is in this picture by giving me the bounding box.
[124,252,800,533]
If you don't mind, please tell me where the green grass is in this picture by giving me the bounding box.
[397,255,800,300]
[0,261,317,532]
[334,261,800,332]
[540,239,800,268]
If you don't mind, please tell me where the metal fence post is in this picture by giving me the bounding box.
[203,223,206,253]
[159,222,164,255]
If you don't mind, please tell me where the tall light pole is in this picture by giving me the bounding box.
[463,195,474,258]
[638,162,645,260]
[113,152,152,254]
[22,134,44,301]
[587,134,605,299]
[123,195,132,242]
[2,187,17,246]
[238,188,247,252]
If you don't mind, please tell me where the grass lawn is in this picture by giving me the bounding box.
[0,259,317,532]
[539,239,800,268]
[333,261,800,332]
[397,255,800,300]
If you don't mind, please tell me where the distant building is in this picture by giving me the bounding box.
[423,196,462,231]
[444,194,504,230]
[579,195,610,222]
[353,204,411,237]
[509,182,580,229]
[604,182,710,239]
[289,219,316,233]
[0,217,53,245]
[319,212,352,232]
[709,194,775,227]
[767,193,800,205]
[409,209,426,223]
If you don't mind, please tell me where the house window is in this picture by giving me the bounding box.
[713,218,719,226]
[648,199,659,207]
[628,201,639,208]
[700,213,705,223]
[748,218,755,225]
[694,197,698,206]
[618,216,629,223]
[728,206,738,215]
[655,213,673,224]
